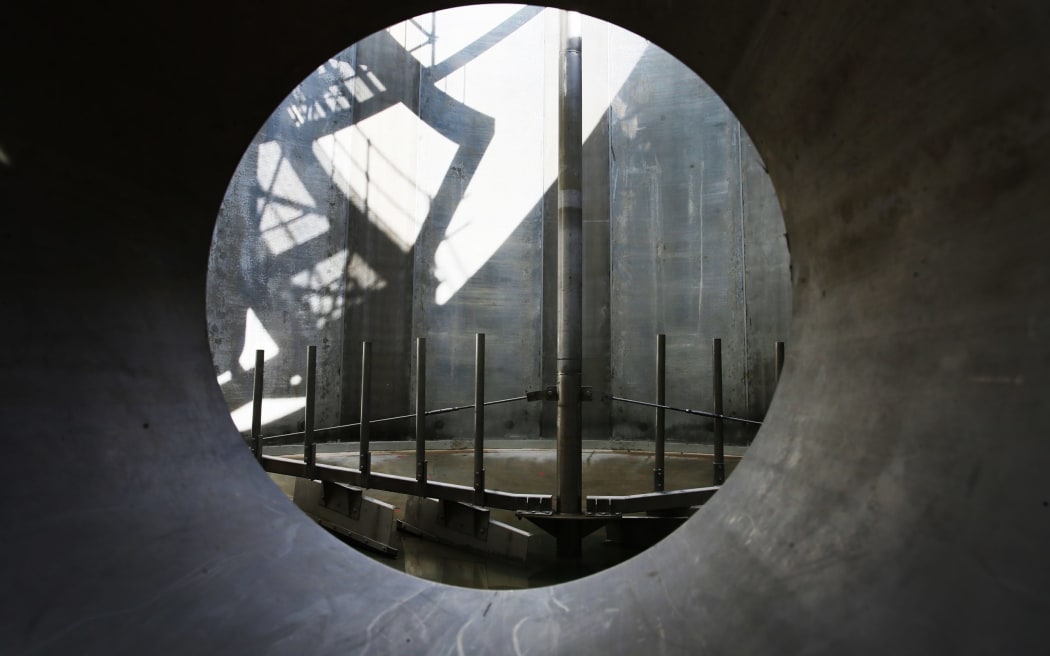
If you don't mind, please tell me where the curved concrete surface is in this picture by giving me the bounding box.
[3,1,1049,653]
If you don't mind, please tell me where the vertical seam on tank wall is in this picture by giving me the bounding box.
[430,12,437,69]
[737,120,751,415]
[344,43,359,412]
[606,22,623,437]
[698,158,704,342]
[541,14,552,436]
[604,19,614,428]
[332,45,353,425]
[349,46,359,315]
[414,24,425,404]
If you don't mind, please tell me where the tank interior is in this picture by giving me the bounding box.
[3,0,1050,653]
[208,7,789,584]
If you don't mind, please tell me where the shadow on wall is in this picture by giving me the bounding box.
[206,5,790,448]
[208,8,541,440]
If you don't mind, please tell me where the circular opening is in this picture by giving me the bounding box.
[207,3,790,589]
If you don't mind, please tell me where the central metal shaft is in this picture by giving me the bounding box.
[556,10,584,556]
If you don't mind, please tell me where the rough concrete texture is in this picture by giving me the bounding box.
[3,1,1049,654]
[206,7,789,444]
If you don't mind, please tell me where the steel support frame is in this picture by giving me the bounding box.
[262,455,552,512]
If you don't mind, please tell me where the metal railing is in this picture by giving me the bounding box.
[246,333,785,512]
[250,334,549,511]
[603,336,784,488]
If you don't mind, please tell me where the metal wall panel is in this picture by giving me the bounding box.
[741,130,793,416]
[335,29,423,437]
[206,49,358,435]
[608,39,788,445]
[207,7,789,446]
[412,7,549,442]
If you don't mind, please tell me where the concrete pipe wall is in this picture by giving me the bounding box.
[2,1,1048,654]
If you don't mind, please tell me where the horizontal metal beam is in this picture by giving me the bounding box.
[262,456,552,512]
[587,486,719,514]
[262,395,529,442]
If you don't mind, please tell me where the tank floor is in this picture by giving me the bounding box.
[269,448,740,589]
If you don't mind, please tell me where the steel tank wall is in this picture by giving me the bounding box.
[606,48,791,445]
[206,48,360,436]
[207,7,789,444]
[3,1,1049,654]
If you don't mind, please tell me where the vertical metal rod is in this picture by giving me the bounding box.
[556,9,584,557]
[251,350,264,463]
[415,337,427,494]
[654,334,666,492]
[712,338,726,485]
[303,345,317,479]
[473,333,486,506]
[359,341,372,484]
[775,340,785,386]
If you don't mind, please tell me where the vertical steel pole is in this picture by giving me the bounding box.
[251,350,265,463]
[712,338,726,485]
[654,333,666,492]
[415,337,427,494]
[303,345,317,479]
[556,9,584,557]
[474,333,486,506]
[359,341,372,484]
[775,340,785,386]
